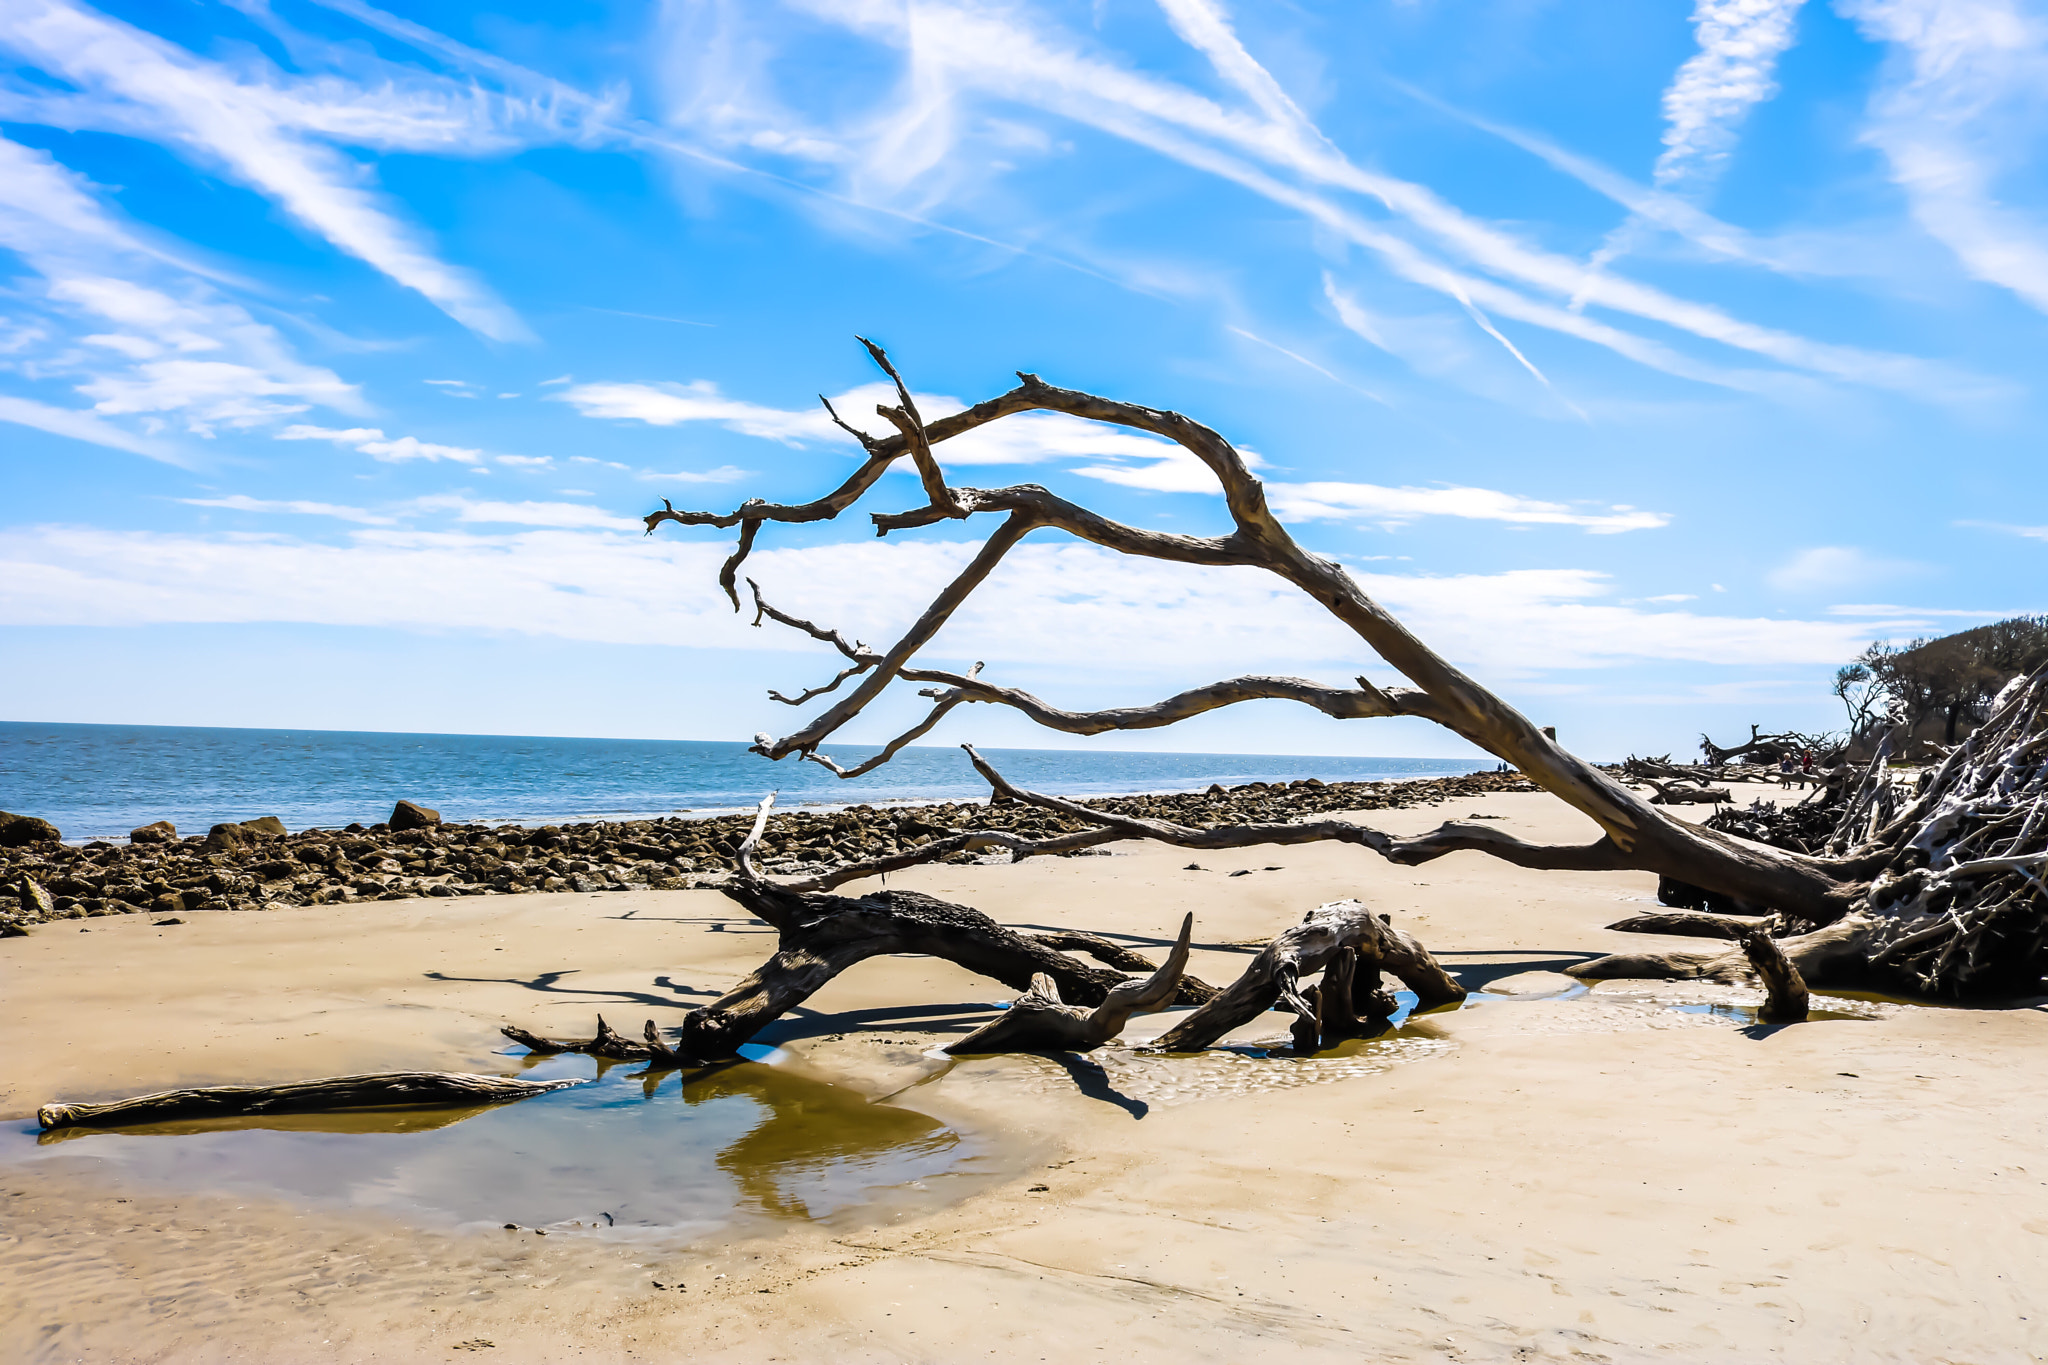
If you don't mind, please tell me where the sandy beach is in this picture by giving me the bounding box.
[4,787,2046,1364]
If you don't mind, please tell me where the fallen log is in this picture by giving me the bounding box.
[1605,911,1781,940]
[946,914,1194,1053]
[1646,778,1734,806]
[501,1014,664,1061]
[38,1071,581,1131]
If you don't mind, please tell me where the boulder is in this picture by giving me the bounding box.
[203,817,287,852]
[389,800,442,832]
[17,879,56,918]
[0,812,61,847]
[130,820,178,845]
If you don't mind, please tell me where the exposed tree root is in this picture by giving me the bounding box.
[1156,900,1465,1052]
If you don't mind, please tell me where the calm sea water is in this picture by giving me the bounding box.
[0,721,1489,841]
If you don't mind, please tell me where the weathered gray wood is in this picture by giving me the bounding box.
[648,344,1876,928]
[38,1071,581,1131]
[1155,900,1466,1052]
[1027,927,1219,1003]
[1742,930,1810,1024]
[501,1014,657,1060]
[946,914,1194,1054]
[629,344,2047,1009]
[1605,911,1778,940]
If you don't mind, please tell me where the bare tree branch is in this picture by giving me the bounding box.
[861,336,965,520]
[747,578,881,705]
[647,343,1867,923]
[742,576,1448,758]
[798,693,970,777]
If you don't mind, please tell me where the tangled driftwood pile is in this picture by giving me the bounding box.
[1589,668,2048,999]
[0,770,1535,932]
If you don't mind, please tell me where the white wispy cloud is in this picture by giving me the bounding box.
[1839,0,2048,316]
[182,494,396,525]
[575,368,1661,528]
[276,424,483,463]
[0,0,533,340]
[635,465,753,484]
[731,0,1966,399]
[1265,483,1669,534]
[1568,0,1808,287]
[1827,602,2036,618]
[557,380,842,443]
[559,377,1205,466]
[1955,520,2048,542]
[1656,0,1810,192]
[1767,545,1922,593]
[0,393,178,461]
[0,133,362,448]
[0,133,236,283]
[408,495,644,530]
[0,525,1878,673]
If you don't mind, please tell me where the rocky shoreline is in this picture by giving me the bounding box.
[0,770,1535,933]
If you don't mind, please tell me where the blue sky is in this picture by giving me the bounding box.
[1,0,2043,763]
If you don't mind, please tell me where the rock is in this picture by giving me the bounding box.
[1480,970,1580,997]
[0,812,62,847]
[129,820,178,845]
[18,879,56,918]
[1,920,28,938]
[203,823,248,853]
[239,816,288,839]
[390,801,442,832]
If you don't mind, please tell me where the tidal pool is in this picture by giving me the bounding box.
[6,1050,994,1236]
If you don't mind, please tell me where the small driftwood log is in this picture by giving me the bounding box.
[1742,930,1810,1024]
[946,913,1194,1054]
[38,1072,580,1131]
[1604,911,1781,940]
[1156,900,1466,1052]
[501,1014,679,1062]
[1646,779,1734,806]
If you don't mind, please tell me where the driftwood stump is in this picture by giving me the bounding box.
[1156,900,1466,1051]
[1742,930,1810,1024]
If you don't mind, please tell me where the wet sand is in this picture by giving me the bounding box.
[4,789,2046,1363]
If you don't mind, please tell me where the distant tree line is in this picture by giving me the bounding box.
[1833,615,2048,747]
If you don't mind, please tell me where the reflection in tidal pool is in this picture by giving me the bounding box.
[14,1053,980,1234]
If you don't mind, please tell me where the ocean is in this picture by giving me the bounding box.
[0,721,1491,842]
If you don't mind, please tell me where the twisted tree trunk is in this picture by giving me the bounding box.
[627,340,2043,1006]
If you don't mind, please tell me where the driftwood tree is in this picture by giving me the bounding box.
[521,338,2043,1068]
